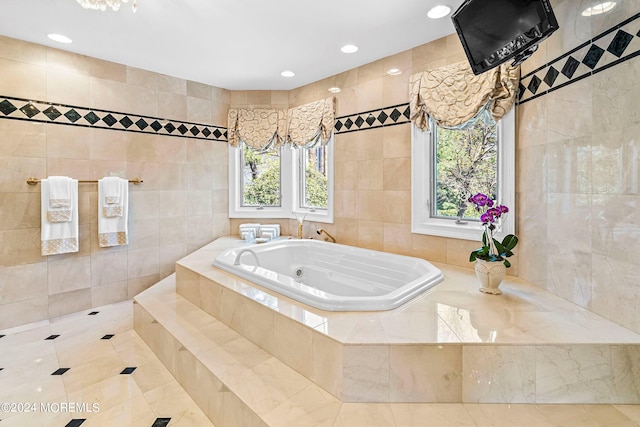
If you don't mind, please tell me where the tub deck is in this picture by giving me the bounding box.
[145,236,640,406]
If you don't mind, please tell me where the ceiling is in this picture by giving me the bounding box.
[0,0,465,90]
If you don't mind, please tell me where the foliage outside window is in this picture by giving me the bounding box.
[433,113,498,221]
[229,137,334,223]
[301,145,328,209]
[411,109,514,241]
[241,143,281,207]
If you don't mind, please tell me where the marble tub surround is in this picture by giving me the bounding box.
[171,237,640,404]
[134,274,640,426]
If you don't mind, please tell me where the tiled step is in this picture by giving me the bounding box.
[170,237,640,405]
[134,275,343,427]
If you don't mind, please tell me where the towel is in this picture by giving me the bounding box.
[47,176,72,222]
[100,177,123,217]
[98,177,128,247]
[41,177,79,255]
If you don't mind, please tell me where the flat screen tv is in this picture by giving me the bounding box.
[451,0,559,75]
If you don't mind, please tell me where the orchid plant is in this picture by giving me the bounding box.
[468,193,518,268]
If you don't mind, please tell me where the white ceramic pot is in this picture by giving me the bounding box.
[474,259,506,295]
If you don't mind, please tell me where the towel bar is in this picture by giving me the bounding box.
[26,177,143,185]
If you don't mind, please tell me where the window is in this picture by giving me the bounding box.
[411,109,514,240]
[240,143,281,207]
[229,137,334,223]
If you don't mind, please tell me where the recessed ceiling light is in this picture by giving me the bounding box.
[328,87,341,93]
[280,70,295,77]
[340,44,359,54]
[581,2,616,16]
[386,68,402,76]
[47,33,72,44]
[427,5,451,19]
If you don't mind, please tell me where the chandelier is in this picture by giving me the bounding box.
[76,0,138,12]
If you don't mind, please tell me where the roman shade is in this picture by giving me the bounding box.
[227,108,287,150]
[409,61,520,131]
[227,97,335,150]
[286,97,336,147]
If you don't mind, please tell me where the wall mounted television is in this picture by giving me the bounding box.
[451,0,559,75]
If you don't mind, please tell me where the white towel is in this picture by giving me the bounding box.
[41,177,79,255]
[98,177,128,247]
[100,177,123,217]
[47,176,72,222]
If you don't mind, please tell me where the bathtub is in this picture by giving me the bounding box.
[212,239,443,311]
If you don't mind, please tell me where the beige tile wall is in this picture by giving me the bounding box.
[0,36,231,329]
[516,0,640,333]
[233,34,508,271]
[4,0,638,334]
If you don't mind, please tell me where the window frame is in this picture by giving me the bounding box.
[411,108,515,241]
[228,136,334,223]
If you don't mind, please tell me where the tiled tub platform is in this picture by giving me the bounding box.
[134,237,640,424]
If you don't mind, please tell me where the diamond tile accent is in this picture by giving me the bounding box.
[355,116,364,128]
[151,418,171,427]
[101,334,114,340]
[0,99,17,115]
[365,114,376,126]
[344,118,354,129]
[84,112,100,125]
[389,108,401,122]
[518,13,640,105]
[120,367,137,375]
[543,67,560,87]
[51,368,70,375]
[65,420,86,427]
[334,120,343,131]
[402,106,410,119]
[102,113,117,127]
[608,30,634,58]
[583,44,605,69]
[119,116,133,128]
[136,118,148,130]
[0,95,228,142]
[377,111,388,124]
[527,75,542,94]
[561,56,581,79]
[45,334,60,340]
[20,103,40,118]
[65,109,81,123]
[43,106,62,121]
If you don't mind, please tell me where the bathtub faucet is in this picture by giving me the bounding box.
[316,228,336,243]
[233,248,260,266]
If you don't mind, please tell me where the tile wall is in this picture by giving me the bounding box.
[3,0,640,335]
[232,33,495,272]
[516,0,640,333]
[0,36,231,329]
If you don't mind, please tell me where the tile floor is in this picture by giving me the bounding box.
[1,299,640,426]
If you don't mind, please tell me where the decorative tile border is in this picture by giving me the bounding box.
[0,95,228,142]
[334,103,411,134]
[518,12,640,104]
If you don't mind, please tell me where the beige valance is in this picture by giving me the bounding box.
[286,97,336,147]
[227,108,287,150]
[409,61,520,131]
[227,97,335,150]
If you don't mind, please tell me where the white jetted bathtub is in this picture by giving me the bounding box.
[212,239,443,311]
